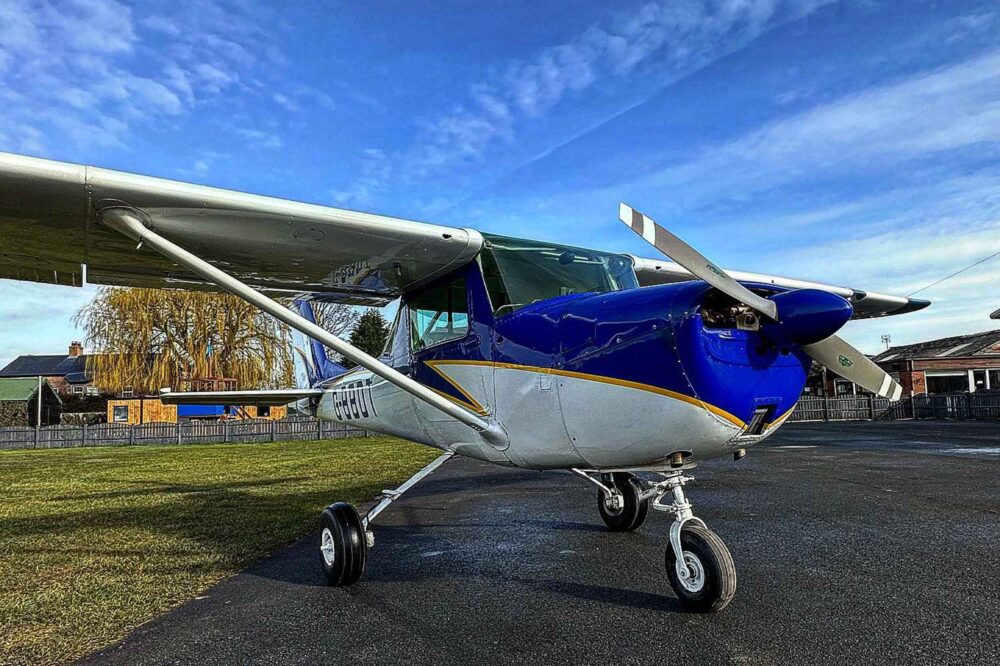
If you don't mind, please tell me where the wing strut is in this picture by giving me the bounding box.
[99,206,506,444]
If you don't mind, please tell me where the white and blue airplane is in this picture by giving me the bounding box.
[0,152,927,611]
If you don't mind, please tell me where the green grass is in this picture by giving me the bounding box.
[0,437,437,666]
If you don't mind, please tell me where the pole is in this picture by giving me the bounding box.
[36,375,42,426]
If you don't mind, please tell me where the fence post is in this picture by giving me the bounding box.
[224,420,230,443]
[33,426,39,449]
[822,396,829,422]
[129,423,134,446]
[316,418,322,440]
[82,423,87,447]
[270,419,276,443]
[177,422,182,445]
[868,394,876,420]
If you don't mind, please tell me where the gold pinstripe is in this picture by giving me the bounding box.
[426,359,749,428]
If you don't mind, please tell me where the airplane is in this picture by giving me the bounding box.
[0,151,928,612]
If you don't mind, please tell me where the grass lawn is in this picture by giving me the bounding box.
[0,437,437,666]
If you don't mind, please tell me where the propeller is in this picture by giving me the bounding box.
[618,203,904,401]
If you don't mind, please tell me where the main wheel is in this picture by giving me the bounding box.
[664,524,736,612]
[318,502,368,586]
[597,472,649,532]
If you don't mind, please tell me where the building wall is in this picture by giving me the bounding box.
[107,399,287,424]
[912,357,1000,371]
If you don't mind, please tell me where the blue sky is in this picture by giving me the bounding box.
[1,0,999,367]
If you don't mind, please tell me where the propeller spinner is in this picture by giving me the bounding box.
[618,203,903,401]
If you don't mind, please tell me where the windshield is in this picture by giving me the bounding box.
[480,235,638,316]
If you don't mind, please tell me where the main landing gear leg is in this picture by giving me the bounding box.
[319,451,454,587]
[652,471,736,612]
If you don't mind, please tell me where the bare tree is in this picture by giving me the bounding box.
[310,301,361,339]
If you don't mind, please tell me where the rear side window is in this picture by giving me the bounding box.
[409,276,469,350]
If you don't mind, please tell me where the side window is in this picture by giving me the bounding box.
[409,276,469,350]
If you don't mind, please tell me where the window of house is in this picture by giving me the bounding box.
[972,369,988,392]
[122,386,134,398]
[989,369,1000,391]
[259,405,271,417]
[408,276,469,350]
[834,379,856,396]
[85,386,98,396]
[72,385,84,395]
[925,373,969,394]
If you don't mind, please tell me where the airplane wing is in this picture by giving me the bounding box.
[159,388,324,406]
[629,255,929,319]
[0,152,482,305]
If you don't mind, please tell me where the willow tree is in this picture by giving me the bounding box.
[75,288,355,395]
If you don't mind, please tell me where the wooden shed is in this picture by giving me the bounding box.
[107,398,286,424]
[0,378,62,426]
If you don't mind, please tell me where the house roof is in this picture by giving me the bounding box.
[0,377,58,402]
[0,354,92,381]
[874,329,1000,362]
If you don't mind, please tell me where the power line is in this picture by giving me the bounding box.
[907,248,1000,297]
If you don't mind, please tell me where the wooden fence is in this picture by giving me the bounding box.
[788,393,1000,423]
[0,417,368,451]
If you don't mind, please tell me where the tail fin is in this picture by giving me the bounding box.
[290,300,347,387]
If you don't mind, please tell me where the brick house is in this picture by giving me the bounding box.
[0,341,101,397]
[872,330,1000,395]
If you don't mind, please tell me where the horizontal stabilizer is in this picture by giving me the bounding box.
[159,388,324,406]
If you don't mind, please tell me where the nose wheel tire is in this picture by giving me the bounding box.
[319,502,368,586]
[597,472,649,532]
[664,524,736,612]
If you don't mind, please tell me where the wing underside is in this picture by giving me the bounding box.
[0,152,483,305]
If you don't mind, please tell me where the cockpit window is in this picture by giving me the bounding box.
[480,235,637,316]
[409,275,469,350]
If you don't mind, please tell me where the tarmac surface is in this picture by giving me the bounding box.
[82,422,1000,665]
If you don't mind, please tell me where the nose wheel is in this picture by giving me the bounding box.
[653,470,736,612]
[664,523,736,612]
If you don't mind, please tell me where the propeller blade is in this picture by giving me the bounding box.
[803,334,903,401]
[619,203,778,321]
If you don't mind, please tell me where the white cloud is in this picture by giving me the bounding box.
[0,0,328,155]
[332,149,391,206]
[338,0,832,203]
[635,48,1000,205]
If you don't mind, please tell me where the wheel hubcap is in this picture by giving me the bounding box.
[676,552,705,593]
[320,527,336,567]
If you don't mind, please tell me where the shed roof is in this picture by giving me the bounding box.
[874,329,1000,362]
[0,377,53,401]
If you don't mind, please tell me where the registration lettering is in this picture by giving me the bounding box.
[332,376,378,420]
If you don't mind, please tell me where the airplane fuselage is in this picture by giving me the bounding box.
[311,258,812,471]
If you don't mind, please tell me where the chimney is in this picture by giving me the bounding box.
[68,341,84,357]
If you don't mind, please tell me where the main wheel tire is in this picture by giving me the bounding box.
[664,524,736,612]
[597,472,649,532]
[318,502,368,586]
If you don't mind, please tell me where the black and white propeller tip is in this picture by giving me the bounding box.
[619,203,779,322]
[617,203,904,401]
